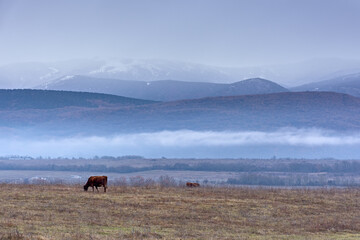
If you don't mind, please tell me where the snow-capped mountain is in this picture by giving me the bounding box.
[88,59,237,82]
[0,59,104,89]
[0,58,277,89]
[1,58,360,89]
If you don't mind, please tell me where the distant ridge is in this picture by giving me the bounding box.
[0,59,276,89]
[40,76,289,101]
[2,58,360,89]
[292,72,360,97]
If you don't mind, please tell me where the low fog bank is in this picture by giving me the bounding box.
[2,129,360,159]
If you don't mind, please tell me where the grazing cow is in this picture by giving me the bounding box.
[186,182,200,187]
[84,176,108,192]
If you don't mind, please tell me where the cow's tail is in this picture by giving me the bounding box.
[104,176,108,192]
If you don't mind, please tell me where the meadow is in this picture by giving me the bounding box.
[0,184,359,239]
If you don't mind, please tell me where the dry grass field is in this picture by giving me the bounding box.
[0,184,359,239]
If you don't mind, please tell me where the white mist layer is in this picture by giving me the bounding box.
[2,129,360,158]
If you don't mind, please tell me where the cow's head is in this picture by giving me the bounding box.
[83,185,89,191]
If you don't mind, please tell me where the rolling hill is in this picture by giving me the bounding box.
[292,72,360,97]
[0,89,154,110]
[0,90,359,136]
[40,76,289,101]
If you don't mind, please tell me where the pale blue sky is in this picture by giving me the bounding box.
[0,0,359,67]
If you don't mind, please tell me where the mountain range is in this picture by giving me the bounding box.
[0,59,269,88]
[1,58,360,89]
[1,90,359,137]
[40,70,360,100]
[1,58,360,138]
[40,76,289,101]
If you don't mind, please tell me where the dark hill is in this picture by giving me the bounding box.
[121,91,360,131]
[41,76,289,101]
[221,78,288,96]
[1,91,359,135]
[0,89,154,110]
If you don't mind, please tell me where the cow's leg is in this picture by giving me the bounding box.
[95,186,99,192]
[104,186,107,192]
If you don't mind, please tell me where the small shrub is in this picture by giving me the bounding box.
[112,177,128,186]
[144,178,156,188]
[129,176,145,187]
[158,175,178,187]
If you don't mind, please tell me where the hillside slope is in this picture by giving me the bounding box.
[41,76,289,101]
[292,72,360,97]
[0,90,359,135]
[0,89,154,110]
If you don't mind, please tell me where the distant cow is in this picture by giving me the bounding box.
[186,182,200,187]
[84,176,108,192]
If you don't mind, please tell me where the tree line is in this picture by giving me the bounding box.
[0,160,360,174]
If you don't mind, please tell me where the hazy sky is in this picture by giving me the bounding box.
[0,0,360,67]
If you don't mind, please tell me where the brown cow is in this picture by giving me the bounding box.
[186,182,200,187]
[84,176,108,192]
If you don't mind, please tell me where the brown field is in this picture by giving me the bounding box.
[0,184,360,239]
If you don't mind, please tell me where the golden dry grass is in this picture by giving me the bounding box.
[0,184,359,239]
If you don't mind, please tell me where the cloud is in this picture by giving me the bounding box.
[110,129,360,146]
[1,129,360,157]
